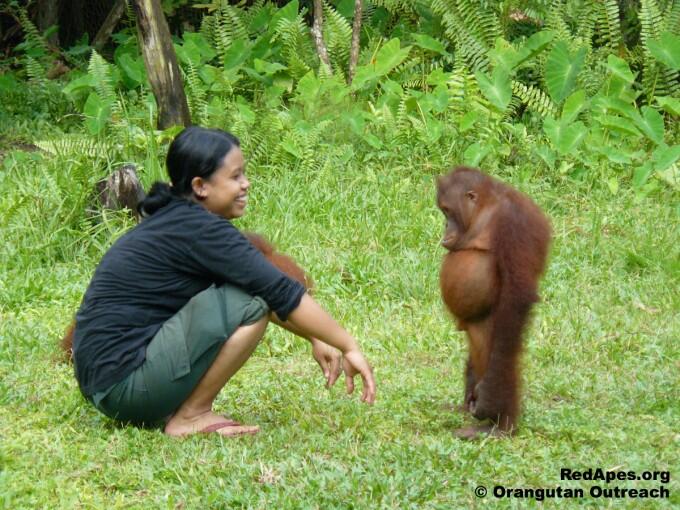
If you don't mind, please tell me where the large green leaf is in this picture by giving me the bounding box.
[561,89,586,123]
[633,162,654,188]
[489,31,554,75]
[633,106,665,145]
[515,30,555,65]
[543,117,586,155]
[545,42,586,103]
[269,0,299,32]
[596,115,642,137]
[651,144,680,171]
[62,74,94,99]
[178,32,216,64]
[592,96,640,124]
[83,92,111,135]
[295,71,320,101]
[488,38,519,75]
[412,34,449,56]
[373,38,412,76]
[351,39,411,90]
[647,32,680,70]
[655,96,680,117]
[606,55,636,83]
[253,59,286,75]
[117,53,144,85]
[223,39,250,70]
[463,142,491,167]
[475,68,511,112]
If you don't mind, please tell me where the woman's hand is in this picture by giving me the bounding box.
[342,350,376,404]
[311,339,342,388]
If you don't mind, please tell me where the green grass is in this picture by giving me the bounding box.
[1,128,679,508]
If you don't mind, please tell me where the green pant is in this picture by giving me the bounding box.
[90,284,268,424]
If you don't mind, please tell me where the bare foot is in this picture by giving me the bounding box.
[164,411,259,437]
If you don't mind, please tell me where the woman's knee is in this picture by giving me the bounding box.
[249,314,269,339]
[232,315,268,345]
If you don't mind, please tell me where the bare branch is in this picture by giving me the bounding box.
[94,0,128,51]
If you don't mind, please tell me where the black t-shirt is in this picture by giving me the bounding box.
[73,197,306,396]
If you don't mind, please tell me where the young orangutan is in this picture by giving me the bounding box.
[59,232,313,362]
[437,166,551,439]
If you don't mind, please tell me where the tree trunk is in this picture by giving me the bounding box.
[132,0,191,129]
[347,0,363,85]
[310,0,331,71]
[36,0,60,47]
[93,0,128,51]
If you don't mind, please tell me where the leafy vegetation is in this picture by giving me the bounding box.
[0,0,678,507]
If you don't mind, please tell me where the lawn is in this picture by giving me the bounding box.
[0,146,678,508]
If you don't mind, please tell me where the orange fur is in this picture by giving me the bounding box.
[437,167,551,437]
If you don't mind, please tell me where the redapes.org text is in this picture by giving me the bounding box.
[474,468,671,501]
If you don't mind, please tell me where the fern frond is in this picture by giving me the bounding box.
[245,113,287,168]
[512,81,557,118]
[456,0,502,48]
[594,0,623,52]
[431,0,490,71]
[640,0,665,44]
[370,0,419,16]
[24,56,47,83]
[394,96,411,145]
[17,8,48,82]
[650,66,680,97]
[239,0,268,34]
[545,3,572,42]
[35,136,112,158]
[640,0,680,100]
[182,62,208,125]
[574,1,598,48]
[273,16,315,78]
[17,8,48,55]
[665,0,680,35]
[323,2,353,76]
[202,5,248,64]
[578,54,609,96]
[88,51,117,105]
[447,61,468,115]
[391,56,423,86]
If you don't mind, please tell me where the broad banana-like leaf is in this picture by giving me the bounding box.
[412,34,449,56]
[463,142,491,167]
[633,106,665,145]
[515,30,555,65]
[545,41,586,103]
[606,55,636,83]
[543,117,586,155]
[652,144,680,171]
[561,90,586,123]
[83,92,111,135]
[647,32,680,70]
[475,68,511,112]
[655,96,680,117]
[351,39,412,90]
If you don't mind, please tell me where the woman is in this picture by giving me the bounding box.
[73,126,376,437]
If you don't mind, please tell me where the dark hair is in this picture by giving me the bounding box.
[138,126,241,216]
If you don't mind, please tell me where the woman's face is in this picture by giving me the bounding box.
[191,147,249,219]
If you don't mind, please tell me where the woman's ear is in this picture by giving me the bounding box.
[191,176,207,199]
